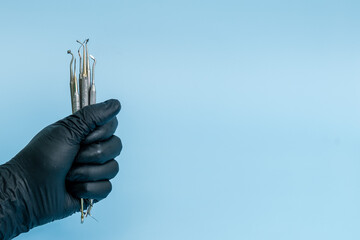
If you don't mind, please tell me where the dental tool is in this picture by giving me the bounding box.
[67,50,74,98]
[76,40,85,73]
[89,55,96,105]
[67,50,80,113]
[77,39,89,108]
[86,40,91,88]
[84,55,96,218]
[72,59,80,113]
[68,39,89,223]
[68,39,99,223]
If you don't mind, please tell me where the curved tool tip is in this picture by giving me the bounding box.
[67,50,71,54]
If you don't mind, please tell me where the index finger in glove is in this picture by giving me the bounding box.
[83,117,118,144]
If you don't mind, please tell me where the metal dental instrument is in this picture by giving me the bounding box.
[86,40,91,88]
[68,39,99,223]
[77,40,89,108]
[67,50,74,98]
[84,55,96,218]
[75,39,87,223]
[76,40,85,75]
[67,50,80,113]
[89,55,96,105]
[83,40,87,78]
[80,39,90,108]
[72,59,80,112]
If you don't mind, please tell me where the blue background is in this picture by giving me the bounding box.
[1,0,360,239]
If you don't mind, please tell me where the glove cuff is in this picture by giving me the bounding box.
[0,160,34,240]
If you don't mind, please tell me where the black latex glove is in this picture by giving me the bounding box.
[0,99,122,240]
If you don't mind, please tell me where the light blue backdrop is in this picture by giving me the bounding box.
[1,0,360,239]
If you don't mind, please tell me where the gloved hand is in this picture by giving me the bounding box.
[0,99,122,240]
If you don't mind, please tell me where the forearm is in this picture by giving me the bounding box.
[0,162,31,240]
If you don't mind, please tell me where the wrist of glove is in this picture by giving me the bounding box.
[0,99,122,240]
[0,161,34,239]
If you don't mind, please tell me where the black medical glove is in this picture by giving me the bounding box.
[0,99,122,240]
